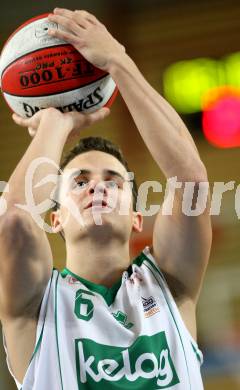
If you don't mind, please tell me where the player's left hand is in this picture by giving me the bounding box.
[12,107,110,142]
[48,8,125,71]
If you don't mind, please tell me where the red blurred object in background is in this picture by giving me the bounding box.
[202,87,240,148]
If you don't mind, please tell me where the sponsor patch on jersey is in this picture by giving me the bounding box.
[111,310,134,329]
[141,296,160,318]
[75,331,180,388]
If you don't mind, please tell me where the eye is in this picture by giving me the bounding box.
[75,180,88,189]
[106,180,119,189]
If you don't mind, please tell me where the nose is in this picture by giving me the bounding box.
[87,179,108,196]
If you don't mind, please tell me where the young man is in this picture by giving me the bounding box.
[0,8,212,390]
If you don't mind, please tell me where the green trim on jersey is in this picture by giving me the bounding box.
[191,342,203,365]
[136,251,164,278]
[55,272,64,390]
[132,251,147,267]
[60,252,145,306]
[61,268,121,306]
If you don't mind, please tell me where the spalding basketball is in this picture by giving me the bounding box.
[0,13,118,117]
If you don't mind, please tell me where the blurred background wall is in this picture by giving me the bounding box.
[1,0,240,389]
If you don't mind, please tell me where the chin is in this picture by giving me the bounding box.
[88,213,129,239]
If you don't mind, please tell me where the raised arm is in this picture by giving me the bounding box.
[0,107,109,321]
[107,58,212,303]
[47,8,212,319]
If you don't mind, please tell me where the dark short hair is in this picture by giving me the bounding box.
[52,136,138,211]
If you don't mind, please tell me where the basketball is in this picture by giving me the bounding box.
[0,13,118,118]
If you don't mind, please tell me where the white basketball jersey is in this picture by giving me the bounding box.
[3,247,204,389]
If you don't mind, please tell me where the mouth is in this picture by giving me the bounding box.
[85,200,109,209]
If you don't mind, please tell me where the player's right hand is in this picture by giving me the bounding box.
[12,107,110,142]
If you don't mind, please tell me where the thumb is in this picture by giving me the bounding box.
[66,107,111,143]
[85,107,111,126]
[12,113,31,128]
[28,127,37,137]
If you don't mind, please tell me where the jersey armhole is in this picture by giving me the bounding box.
[29,270,55,362]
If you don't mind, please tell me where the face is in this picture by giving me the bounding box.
[51,151,143,244]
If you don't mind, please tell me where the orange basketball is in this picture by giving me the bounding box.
[0,13,118,117]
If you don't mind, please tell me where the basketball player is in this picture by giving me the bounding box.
[0,8,212,390]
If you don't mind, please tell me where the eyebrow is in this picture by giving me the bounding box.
[66,169,126,182]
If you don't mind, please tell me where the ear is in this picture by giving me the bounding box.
[50,210,63,234]
[132,211,143,233]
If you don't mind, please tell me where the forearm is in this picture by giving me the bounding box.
[109,54,207,181]
[2,114,70,216]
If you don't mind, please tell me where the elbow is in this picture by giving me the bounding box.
[0,197,20,228]
[0,208,22,227]
[0,209,32,245]
[180,160,208,184]
[192,162,208,183]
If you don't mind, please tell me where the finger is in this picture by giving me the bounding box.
[53,8,75,18]
[48,13,84,34]
[66,108,110,143]
[28,127,36,137]
[73,11,93,29]
[73,10,100,26]
[48,28,81,46]
[54,8,98,24]
[85,107,110,125]
[12,113,31,127]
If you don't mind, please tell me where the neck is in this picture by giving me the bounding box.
[65,236,131,288]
